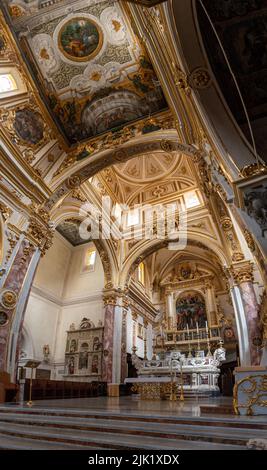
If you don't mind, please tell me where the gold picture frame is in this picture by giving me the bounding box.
[58,17,104,63]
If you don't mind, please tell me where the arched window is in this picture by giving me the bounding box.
[0,74,17,94]
[83,247,96,272]
[138,262,145,285]
[184,190,200,209]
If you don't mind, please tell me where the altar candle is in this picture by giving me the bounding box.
[205,321,208,333]
[186,323,190,339]
[196,322,199,334]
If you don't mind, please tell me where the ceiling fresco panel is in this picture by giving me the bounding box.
[4,0,168,145]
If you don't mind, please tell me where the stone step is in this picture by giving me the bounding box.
[200,405,235,415]
[1,406,266,430]
[0,423,244,450]
[0,433,99,450]
[0,412,263,446]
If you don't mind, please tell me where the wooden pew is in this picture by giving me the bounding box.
[0,371,18,403]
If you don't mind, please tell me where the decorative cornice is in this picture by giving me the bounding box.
[31,285,103,307]
[240,163,267,179]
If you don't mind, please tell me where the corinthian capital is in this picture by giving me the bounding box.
[231,261,254,285]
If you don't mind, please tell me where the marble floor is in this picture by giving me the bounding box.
[2,395,266,423]
[0,397,266,450]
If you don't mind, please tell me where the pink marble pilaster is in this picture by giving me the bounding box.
[102,303,115,383]
[0,240,36,371]
[239,282,262,365]
[120,311,127,383]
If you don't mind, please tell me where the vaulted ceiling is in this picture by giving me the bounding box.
[3,0,168,145]
[92,151,198,206]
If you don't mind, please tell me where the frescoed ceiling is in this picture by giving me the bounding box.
[56,218,89,246]
[4,0,168,145]
[197,0,267,161]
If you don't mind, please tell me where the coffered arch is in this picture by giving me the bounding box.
[44,132,203,211]
[119,231,230,289]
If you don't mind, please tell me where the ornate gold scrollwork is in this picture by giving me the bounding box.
[27,217,54,256]
[233,375,267,416]
[240,163,267,178]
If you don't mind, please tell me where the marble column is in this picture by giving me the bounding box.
[132,311,138,352]
[102,294,116,383]
[166,291,175,328]
[232,262,262,365]
[120,298,128,383]
[204,279,217,326]
[0,238,40,380]
[143,320,148,360]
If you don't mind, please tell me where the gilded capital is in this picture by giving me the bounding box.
[231,262,254,284]
[103,294,118,306]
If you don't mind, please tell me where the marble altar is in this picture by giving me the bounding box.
[125,347,226,399]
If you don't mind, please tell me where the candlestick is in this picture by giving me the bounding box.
[206,327,212,357]
[196,322,199,334]
[186,323,192,358]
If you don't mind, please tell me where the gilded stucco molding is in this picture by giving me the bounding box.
[243,229,256,252]
[52,111,175,179]
[0,289,18,310]
[240,163,267,179]
[0,202,12,222]
[231,262,254,285]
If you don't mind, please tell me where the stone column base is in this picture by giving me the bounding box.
[107,383,120,397]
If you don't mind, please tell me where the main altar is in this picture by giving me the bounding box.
[125,262,235,399]
[125,343,226,400]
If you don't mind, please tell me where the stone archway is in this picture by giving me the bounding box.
[45,132,202,211]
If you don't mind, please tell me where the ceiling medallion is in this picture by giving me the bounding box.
[0,289,18,310]
[189,67,212,90]
[58,17,104,63]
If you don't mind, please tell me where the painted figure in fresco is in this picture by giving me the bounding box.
[176,293,207,330]
[68,357,75,375]
[14,108,44,145]
[60,19,100,60]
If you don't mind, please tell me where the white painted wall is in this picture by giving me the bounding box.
[34,233,71,299]
[22,233,105,376]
